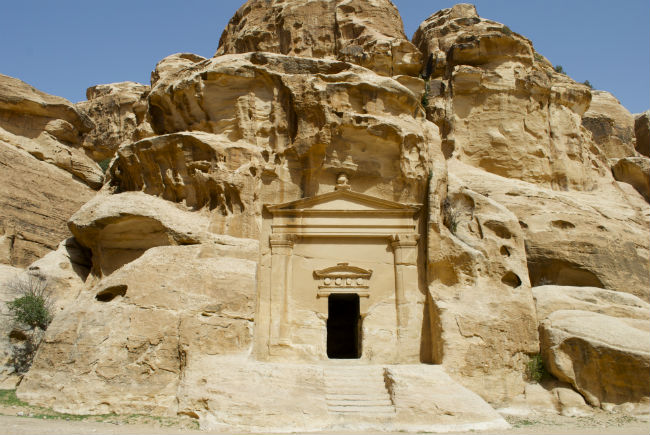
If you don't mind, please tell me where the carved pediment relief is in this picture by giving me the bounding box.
[265,189,420,237]
[265,189,420,214]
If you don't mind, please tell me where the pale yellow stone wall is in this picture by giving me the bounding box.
[257,184,428,364]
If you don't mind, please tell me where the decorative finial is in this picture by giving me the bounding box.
[335,172,351,191]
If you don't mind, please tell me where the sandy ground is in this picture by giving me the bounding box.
[0,412,648,435]
[1,397,648,435]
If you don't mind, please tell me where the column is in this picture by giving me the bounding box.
[390,233,419,362]
[269,233,294,349]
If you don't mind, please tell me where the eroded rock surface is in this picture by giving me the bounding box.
[108,132,263,239]
[76,82,153,162]
[450,160,649,301]
[427,176,539,403]
[144,51,440,214]
[0,142,95,267]
[635,111,649,157]
[414,4,609,190]
[0,74,102,188]
[216,0,422,77]
[539,310,650,407]
[18,243,258,415]
[68,191,257,278]
[582,90,637,159]
[533,285,650,321]
[611,156,650,202]
[150,53,207,86]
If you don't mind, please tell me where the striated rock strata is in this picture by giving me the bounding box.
[4,0,649,430]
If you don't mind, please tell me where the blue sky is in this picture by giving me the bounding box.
[1,1,648,113]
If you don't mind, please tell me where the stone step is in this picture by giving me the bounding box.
[326,399,393,407]
[326,390,388,397]
[325,392,389,399]
[323,367,385,374]
[324,366,396,417]
[328,405,396,414]
[325,383,387,390]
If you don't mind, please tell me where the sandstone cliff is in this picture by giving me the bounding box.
[216,0,422,77]
[0,75,98,267]
[2,0,648,431]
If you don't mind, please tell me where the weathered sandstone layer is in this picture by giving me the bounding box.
[216,0,422,77]
[0,75,99,267]
[414,4,609,190]
[582,90,637,159]
[3,0,649,431]
[76,81,153,162]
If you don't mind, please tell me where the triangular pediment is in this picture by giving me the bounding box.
[265,189,420,214]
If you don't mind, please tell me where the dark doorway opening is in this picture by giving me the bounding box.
[327,294,361,359]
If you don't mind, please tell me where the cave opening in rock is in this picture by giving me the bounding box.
[327,293,361,359]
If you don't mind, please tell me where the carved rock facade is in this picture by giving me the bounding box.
[1,0,648,432]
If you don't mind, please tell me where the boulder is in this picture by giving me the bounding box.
[413,5,610,190]
[533,285,650,321]
[0,74,103,188]
[76,81,153,162]
[216,0,422,77]
[553,385,591,417]
[539,309,650,407]
[582,90,637,158]
[635,111,649,157]
[611,156,650,202]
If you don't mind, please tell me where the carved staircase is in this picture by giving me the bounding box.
[324,365,395,418]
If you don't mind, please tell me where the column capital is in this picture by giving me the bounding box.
[390,233,419,249]
[270,233,295,253]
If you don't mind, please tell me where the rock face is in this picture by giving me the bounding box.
[0,142,95,267]
[582,90,637,159]
[216,0,422,77]
[414,4,609,190]
[6,0,650,430]
[0,75,99,267]
[150,53,207,86]
[109,132,263,239]
[0,74,102,187]
[635,111,649,157]
[450,160,649,301]
[533,285,650,322]
[18,242,259,415]
[76,82,153,162]
[146,51,437,206]
[427,177,539,402]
